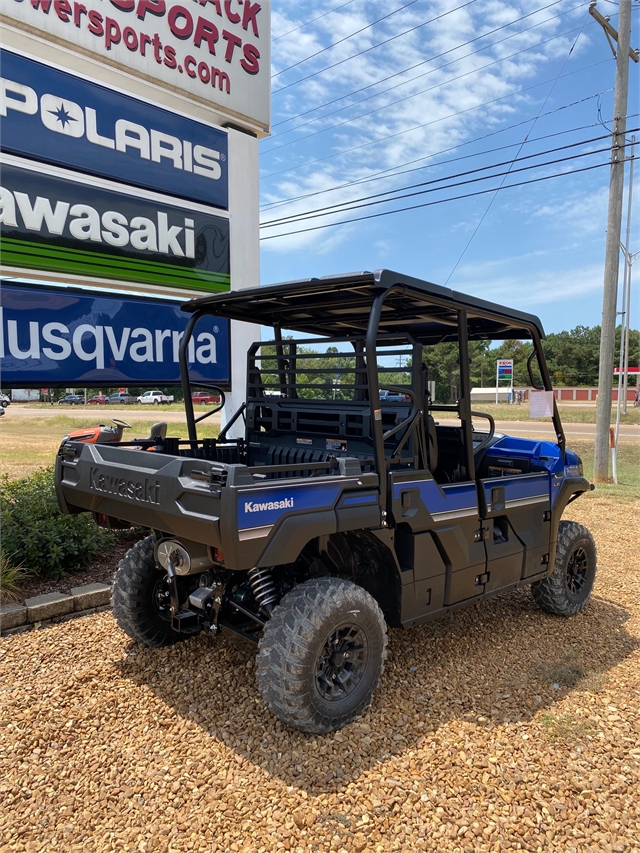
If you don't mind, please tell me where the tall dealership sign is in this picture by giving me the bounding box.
[1,1,269,403]
[2,0,270,134]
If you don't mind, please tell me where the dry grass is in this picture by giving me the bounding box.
[0,415,219,480]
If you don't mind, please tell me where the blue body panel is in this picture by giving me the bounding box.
[237,482,344,532]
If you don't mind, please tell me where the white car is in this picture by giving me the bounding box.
[136,390,174,405]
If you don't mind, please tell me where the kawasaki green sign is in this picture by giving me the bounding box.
[0,158,230,294]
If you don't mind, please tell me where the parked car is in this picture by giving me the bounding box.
[58,394,85,405]
[0,406,5,418]
[0,392,10,408]
[137,390,174,405]
[191,390,221,405]
[87,395,108,405]
[379,389,409,403]
[107,392,134,405]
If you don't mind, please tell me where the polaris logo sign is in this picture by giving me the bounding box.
[244,498,294,512]
[1,159,230,293]
[0,50,228,208]
[0,282,230,388]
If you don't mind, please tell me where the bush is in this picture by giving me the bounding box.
[0,467,114,580]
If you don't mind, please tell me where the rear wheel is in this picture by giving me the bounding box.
[531,520,597,616]
[112,535,185,647]
[256,577,387,733]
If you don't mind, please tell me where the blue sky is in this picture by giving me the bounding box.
[260,0,639,335]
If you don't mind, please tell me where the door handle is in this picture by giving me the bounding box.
[490,486,505,512]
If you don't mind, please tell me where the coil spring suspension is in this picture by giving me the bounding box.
[248,567,278,616]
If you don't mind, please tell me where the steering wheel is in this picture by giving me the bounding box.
[111,419,132,429]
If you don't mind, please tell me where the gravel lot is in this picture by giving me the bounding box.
[1,492,639,853]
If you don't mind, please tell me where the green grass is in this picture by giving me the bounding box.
[434,402,640,425]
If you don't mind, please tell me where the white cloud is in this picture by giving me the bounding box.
[451,258,605,307]
[262,0,596,253]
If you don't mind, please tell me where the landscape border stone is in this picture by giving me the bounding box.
[1,583,111,637]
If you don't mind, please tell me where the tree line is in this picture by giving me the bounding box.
[424,325,639,403]
[257,325,639,405]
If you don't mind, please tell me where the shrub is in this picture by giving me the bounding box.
[0,467,114,580]
[0,554,34,602]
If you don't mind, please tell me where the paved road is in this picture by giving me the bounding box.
[4,406,639,442]
[6,405,215,424]
[492,420,640,443]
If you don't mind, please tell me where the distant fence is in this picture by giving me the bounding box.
[471,386,638,403]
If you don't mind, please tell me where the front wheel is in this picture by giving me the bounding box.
[112,535,185,647]
[256,577,387,734]
[531,520,597,616]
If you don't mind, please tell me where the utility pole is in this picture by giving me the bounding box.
[620,136,636,415]
[591,0,638,482]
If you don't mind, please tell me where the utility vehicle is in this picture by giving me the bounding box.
[55,270,596,734]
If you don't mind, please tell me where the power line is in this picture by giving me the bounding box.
[261,58,613,181]
[261,106,616,212]
[272,0,478,93]
[444,5,591,284]
[273,0,359,42]
[270,0,573,131]
[261,142,625,229]
[263,21,591,156]
[261,133,615,226]
[259,161,611,241]
[272,0,421,79]
[261,101,620,212]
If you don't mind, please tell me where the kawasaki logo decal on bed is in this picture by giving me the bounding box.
[237,482,351,531]
[245,498,294,512]
[89,467,160,504]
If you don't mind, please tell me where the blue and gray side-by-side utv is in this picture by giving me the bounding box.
[56,269,596,733]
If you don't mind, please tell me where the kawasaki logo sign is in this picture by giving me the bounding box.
[0,50,228,208]
[0,159,229,293]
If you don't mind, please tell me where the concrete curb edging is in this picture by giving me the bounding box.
[0,583,112,637]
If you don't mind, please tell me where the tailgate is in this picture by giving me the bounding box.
[56,442,229,546]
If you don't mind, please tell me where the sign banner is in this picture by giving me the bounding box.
[0,49,228,209]
[0,282,230,388]
[497,359,513,378]
[3,0,270,133]
[529,390,554,419]
[0,158,230,294]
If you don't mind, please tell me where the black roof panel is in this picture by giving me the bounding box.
[183,269,545,343]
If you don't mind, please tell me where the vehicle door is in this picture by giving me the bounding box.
[477,461,551,582]
[390,468,487,621]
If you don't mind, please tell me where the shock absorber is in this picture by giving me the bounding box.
[247,567,278,616]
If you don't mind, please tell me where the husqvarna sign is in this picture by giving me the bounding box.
[3,0,270,134]
[1,50,228,209]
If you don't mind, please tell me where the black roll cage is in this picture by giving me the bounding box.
[178,271,566,491]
